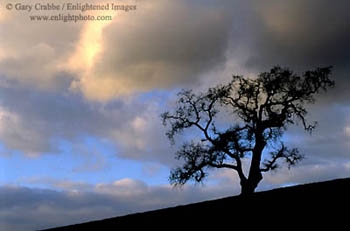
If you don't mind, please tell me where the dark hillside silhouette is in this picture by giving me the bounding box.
[162,66,334,195]
[41,178,350,230]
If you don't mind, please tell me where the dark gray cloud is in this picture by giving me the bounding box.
[243,0,350,69]
[234,0,350,104]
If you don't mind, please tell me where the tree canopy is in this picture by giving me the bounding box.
[162,66,334,195]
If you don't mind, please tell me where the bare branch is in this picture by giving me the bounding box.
[261,143,304,172]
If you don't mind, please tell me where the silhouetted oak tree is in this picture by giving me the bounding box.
[162,66,334,195]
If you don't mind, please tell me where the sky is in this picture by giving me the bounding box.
[0,0,349,230]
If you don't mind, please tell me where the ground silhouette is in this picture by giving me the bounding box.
[41,178,350,230]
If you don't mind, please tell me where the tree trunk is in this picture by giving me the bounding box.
[240,131,265,196]
[240,171,263,195]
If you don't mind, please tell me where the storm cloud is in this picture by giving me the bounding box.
[239,0,350,103]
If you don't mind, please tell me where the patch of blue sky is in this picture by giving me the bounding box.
[133,89,180,109]
[0,136,171,190]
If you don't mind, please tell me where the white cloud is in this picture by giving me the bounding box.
[0,106,55,157]
[95,178,148,196]
[0,178,238,231]
[3,157,350,231]
[0,86,175,164]
[263,161,350,188]
[0,5,80,90]
[344,127,350,136]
